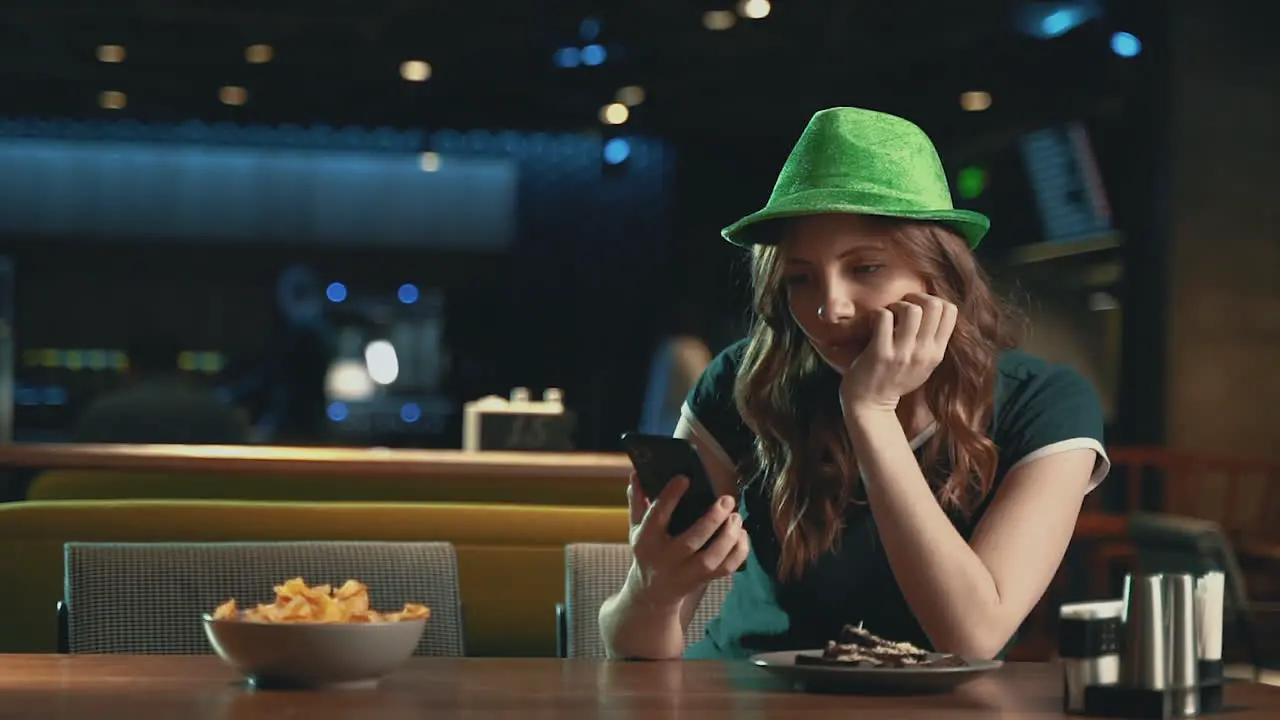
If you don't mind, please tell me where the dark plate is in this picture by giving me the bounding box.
[750,649,1003,694]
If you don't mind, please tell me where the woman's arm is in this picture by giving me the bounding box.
[846,407,1096,659]
[599,417,743,659]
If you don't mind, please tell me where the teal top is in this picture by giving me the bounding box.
[681,340,1108,660]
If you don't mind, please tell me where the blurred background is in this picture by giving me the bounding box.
[0,0,1279,668]
[0,0,1216,453]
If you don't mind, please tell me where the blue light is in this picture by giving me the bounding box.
[400,403,422,423]
[579,18,601,41]
[327,401,349,422]
[397,283,420,304]
[43,386,67,406]
[553,47,580,68]
[1111,31,1141,57]
[581,44,607,66]
[325,282,347,303]
[603,138,631,165]
[1040,9,1077,38]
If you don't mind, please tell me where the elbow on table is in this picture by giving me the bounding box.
[598,594,688,661]
[930,625,1016,661]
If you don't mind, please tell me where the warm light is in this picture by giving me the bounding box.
[616,85,645,106]
[98,91,127,110]
[960,91,992,112]
[738,0,771,20]
[599,102,630,125]
[364,340,400,385]
[325,359,376,402]
[419,152,441,172]
[245,44,274,64]
[400,60,432,82]
[219,86,248,106]
[1088,291,1120,312]
[96,45,126,63]
[703,10,736,30]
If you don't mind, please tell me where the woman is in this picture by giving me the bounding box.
[599,107,1109,661]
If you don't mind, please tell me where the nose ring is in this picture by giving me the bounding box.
[817,305,826,320]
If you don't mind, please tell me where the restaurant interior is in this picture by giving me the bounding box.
[0,0,1278,715]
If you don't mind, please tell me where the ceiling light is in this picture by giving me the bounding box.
[960,91,992,112]
[98,91,126,110]
[599,102,630,125]
[616,86,645,106]
[703,10,736,30]
[400,60,432,82]
[219,86,248,106]
[738,0,771,20]
[96,45,126,63]
[245,44,274,64]
[419,152,441,172]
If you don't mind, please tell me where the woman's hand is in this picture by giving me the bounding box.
[625,473,749,610]
[840,292,957,416]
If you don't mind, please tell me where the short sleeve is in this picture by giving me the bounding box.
[995,362,1111,492]
[680,339,756,469]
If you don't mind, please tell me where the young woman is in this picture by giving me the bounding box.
[599,107,1109,661]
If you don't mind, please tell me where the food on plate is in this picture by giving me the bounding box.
[211,577,431,624]
[795,623,969,668]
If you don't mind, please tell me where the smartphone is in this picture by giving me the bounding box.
[620,432,722,538]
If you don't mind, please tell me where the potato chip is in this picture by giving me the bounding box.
[211,577,431,624]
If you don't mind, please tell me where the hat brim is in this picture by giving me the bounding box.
[721,192,990,249]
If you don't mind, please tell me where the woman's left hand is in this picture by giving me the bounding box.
[840,292,958,416]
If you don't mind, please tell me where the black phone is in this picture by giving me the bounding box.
[620,432,723,538]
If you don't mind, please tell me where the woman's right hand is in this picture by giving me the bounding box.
[625,472,750,609]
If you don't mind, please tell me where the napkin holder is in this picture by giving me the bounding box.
[1078,661,1224,718]
[462,387,576,452]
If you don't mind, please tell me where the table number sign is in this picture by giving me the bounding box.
[462,387,576,452]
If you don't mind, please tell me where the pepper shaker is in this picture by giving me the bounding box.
[1059,600,1124,713]
[1120,573,1169,691]
[1166,573,1200,717]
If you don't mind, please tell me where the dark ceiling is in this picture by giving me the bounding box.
[1,0,1152,144]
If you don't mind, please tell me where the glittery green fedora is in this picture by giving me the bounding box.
[721,107,989,248]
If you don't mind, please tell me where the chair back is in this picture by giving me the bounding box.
[563,542,732,658]
[64,541,465,656]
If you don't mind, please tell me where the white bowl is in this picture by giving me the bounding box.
[202,615,426,689]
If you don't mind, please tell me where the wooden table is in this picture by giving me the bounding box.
[3,655,1278,719]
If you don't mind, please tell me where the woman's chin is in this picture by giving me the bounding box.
[814,340,870,374]
[818,351,854,375]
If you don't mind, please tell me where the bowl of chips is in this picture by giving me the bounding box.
[203,577,431,689]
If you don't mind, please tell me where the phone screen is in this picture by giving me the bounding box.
[620,433,721,538]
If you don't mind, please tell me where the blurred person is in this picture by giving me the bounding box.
[638,301,714,436]
[600,108,1109,661]
[218,264,337,444]
[73,332,249,445]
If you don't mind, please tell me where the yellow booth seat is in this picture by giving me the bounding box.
[0,500,629,656]
[26,469,628,507]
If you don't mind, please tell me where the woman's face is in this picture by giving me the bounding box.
[781,214,929,374]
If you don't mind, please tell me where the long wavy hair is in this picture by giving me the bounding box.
[734,219,1019,582]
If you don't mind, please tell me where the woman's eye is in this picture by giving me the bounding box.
[851,264,884,275]
[782,274,810,286]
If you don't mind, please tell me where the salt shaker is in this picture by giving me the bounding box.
[1166,573,1200,717]
[1120,573,1169,690]
[1058,600,1124,713]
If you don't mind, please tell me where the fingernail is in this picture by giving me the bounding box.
[732,514,742,527]
[719,496,734,510]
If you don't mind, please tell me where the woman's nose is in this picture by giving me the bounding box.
[818,294,857,324]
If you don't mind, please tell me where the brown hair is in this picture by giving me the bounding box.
[733,219,1018,582]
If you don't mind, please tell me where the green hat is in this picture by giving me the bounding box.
[721,107,989,248]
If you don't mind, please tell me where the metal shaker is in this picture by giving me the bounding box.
[1166,573,1200,717]
[1058,600,1124,713]
[1120,573,1169,690]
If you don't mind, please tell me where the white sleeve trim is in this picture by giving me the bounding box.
[679,402,737,470]
[1008,438,1111,494]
